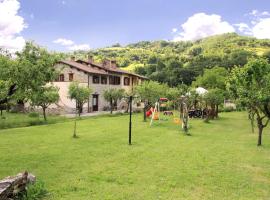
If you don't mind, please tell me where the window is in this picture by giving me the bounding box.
[59,74,64,82]
[69,73,74,81]
[101,76,107,84]
[109,76,121,85]
[124,77,130,86]
[93,75,100,84]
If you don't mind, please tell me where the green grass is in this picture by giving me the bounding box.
[0,112,270,200]
[0,111,68,129]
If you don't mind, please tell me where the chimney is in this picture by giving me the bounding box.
[102,59,111,68]
[102,59,117,68]
[70,56,75,61]
[88,55,94,63]
[110,60,117,68]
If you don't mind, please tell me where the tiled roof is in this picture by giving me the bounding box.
[59,60,108,75]
[76,59,148,79]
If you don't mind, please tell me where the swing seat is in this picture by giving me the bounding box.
[173,118,181,124]
[153,112,159,120]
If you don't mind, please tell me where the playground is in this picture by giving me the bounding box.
[0,112,270,200]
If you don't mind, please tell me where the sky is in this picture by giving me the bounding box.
[0,0,270,52]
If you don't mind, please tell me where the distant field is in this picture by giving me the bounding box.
[0,112,270,200]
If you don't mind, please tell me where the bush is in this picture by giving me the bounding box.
[28,112,39,118]
[223,106,235,112]
[22,180,48,200]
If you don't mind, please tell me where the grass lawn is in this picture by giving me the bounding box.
[0,111,68,129]
[0,112,270,200]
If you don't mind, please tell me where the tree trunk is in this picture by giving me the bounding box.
[216,105,219,118]
[126,100,130,113]
[204,108,210,123]
[251,116,255,134]
[143,101,147,122]
[73,110,78,138]
[78,107,81,117]
[110,98,113,114]
[257,117,263,146]
[0,109,2,116]
[42,107,47,121]
[258,126,263,146]
[210,104,215,119]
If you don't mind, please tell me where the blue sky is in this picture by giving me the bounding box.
[1,0,270,52]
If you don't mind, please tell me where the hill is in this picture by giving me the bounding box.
[73,33,270,86]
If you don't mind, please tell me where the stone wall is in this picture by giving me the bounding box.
[0,171,36,200]
[54,63,88,83]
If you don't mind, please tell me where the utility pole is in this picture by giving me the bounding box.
[129,96,133,145]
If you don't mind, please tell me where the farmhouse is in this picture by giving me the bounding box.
[52,56,147,114]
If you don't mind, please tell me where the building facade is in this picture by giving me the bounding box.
[51,56,146,114]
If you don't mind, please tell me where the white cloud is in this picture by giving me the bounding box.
[250,9,259,17]
[53,38,74,46]
[236,10,270,39]
[233,23,252,35]
[68,44,90,51]
[252,18,270,39]
[249,9,270,17]
[53,37,90,51]
[0,0,27,52]
[262,11,270,16]
[173,13,235,41]
[172,28,178,33]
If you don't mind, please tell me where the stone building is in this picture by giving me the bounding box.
[52,56,147,114]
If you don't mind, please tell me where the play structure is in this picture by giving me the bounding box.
[148,97,182,127]
[145,95,191,134]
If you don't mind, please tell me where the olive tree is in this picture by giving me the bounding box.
[68,82,92,138]
[31,86,59,121]
[103,88,125,114]
[227,58,270,146]
[203,88,224,121]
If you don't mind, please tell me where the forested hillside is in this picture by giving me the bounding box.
[73,33,270,86]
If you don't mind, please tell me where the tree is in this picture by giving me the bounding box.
[103,88,125,114]
[0,54,16,113]
[227,58,270,146]
[0,80,9,116]
[68,82,92,138]
[135,81,168,121]
[192,67,228,90]
[15,42,59,103]
[203,88,224,120]
[68,82,92,117]
[31,86,59,121]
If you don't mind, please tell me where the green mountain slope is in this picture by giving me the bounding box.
[74,33,270,86]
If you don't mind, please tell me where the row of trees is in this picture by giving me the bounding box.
[0,42,63,121]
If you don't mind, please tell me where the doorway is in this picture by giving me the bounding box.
[92,94,99,111]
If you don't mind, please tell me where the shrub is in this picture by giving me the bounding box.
[223,106,235,112]
[28,112,39,118]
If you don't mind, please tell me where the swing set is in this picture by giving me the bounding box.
[149,97,182,126]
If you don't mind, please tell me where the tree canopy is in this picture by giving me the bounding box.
[227,58,270,146]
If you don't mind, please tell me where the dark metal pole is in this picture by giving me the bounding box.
[129,96,133,145]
